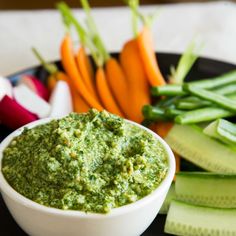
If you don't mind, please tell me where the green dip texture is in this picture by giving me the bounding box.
[2,109,168,213]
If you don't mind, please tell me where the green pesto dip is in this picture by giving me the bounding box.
[2,109,168,213]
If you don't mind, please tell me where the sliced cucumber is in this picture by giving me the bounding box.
[165,200,236,236]
[159,183,176,214]
[165,124,236,173]
[204,119,236,146]
[176,172,236,208]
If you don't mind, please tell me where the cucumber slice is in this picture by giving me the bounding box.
[165,124,236,173]
[165,200,236,236]
[159,182,176,214]
[204,119,236,146]
[176,172,236,208]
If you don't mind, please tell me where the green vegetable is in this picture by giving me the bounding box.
[165,124,236,173]
[176,172,236,208]
[2,110,168,213]
[175,100,209,110]
[175,107,235,124]
[165,200,236,236]
[142,105,169,121]
[169,41,201,84]
[165,108,185,117]
[204,119,236,146]
[151,84,185,96]
[184,84,236,112]
[188,69,236,89]
[213,83,236,95]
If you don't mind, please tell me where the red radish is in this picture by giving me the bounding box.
[13,84,51,119]
[0,76,13,101]
[18,75,49,101]
[49,81,73,118]
[0,95,38,129]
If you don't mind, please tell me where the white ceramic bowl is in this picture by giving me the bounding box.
[0,118,175,236]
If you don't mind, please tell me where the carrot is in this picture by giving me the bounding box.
[60,34,103,111]
[96,67,124,117]
[105,58,129,116]
[71,89,90,113]
[137,26,166,87]
[76,46,98,99]
[120,39,150,123]
[154,121,173,138]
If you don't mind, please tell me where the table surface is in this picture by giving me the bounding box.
[0,1,236,76]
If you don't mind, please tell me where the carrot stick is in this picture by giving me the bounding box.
[60,34,103,111]
[105,58,130,116]
[76,46,98,99]
[120,39,150,123]
[71,89,90,113]
[96,67,124,117]
[137,26,166,87]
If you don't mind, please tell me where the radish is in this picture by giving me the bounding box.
[49,81,73,118]
[0,95,38,129]
[13,84,51,119]
[0,76,13,101]
[18,75,49,101]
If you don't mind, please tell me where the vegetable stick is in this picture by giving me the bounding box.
[0,76,12,101]
[120,39,150,123]
[76,46,97,99]
[60,34,103,111]
[137,26,166,86]
[49,81,73,118]
[105,58,129,116]
[78,0,124,117]
[0,95,38,129]
[13,84,51,119]
[71,89,90,113]
[96,67,124,117]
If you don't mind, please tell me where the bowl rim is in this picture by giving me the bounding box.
[0,117,175,219]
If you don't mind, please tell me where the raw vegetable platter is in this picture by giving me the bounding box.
[1,53,236,236]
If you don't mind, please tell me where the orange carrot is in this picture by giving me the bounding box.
[76,46,98,99]
[60,34,103,111]
[120,39,150,123]
[137,26,166,87]
[71,89,90,113]
[105,58,130,116]
[154,122,173,138]
[96,67,124,117]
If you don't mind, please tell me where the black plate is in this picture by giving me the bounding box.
[1,53,236,236]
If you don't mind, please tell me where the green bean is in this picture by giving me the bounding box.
[142,105,169,121]
[157,96,183,108]
[188,70,236,89]
[184,84,236,111]
[175,107,235,124]
[204,119,236,145]
[176,101,209,110]
[165,108,185,117]
[213,84,236,95]
[151,85,185,96]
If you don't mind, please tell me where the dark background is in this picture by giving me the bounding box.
[0,0,223,10]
